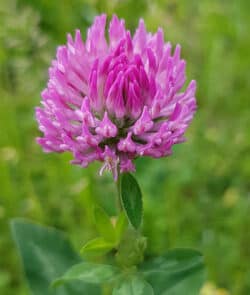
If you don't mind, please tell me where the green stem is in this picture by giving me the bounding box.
[116,173,123,213]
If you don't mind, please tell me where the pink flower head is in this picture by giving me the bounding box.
[36,14,197,180]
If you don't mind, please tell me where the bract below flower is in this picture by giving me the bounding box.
[36,14,197,180]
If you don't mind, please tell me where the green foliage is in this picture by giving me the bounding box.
[113,276,154,295]
[80,208,128,257]
[80,237,114,256]
[140,249,206,295]
[11,219,100,295]
[52,230,204,294]
[120,173,143,229]
[53,262,119,286]
[13,217,202,295]
[115,230,147,268]
[94,206,116,243]
[1,0,250,294]
[115,212,128,244]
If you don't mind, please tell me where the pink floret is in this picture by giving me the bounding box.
[36,14,197,179]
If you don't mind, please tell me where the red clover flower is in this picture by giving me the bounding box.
[36,14,196,180]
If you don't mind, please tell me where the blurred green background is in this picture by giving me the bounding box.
[0,0,249,294]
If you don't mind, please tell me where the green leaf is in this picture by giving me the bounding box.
[140,249,206,295]
[120,173,143,229]
[10,218,100,295]
[80,237,114,256]
[94,206,116,243]
[161,267,206,295]
[53,262,119,287]
[115,212,128,243]
[113,276,154,295]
